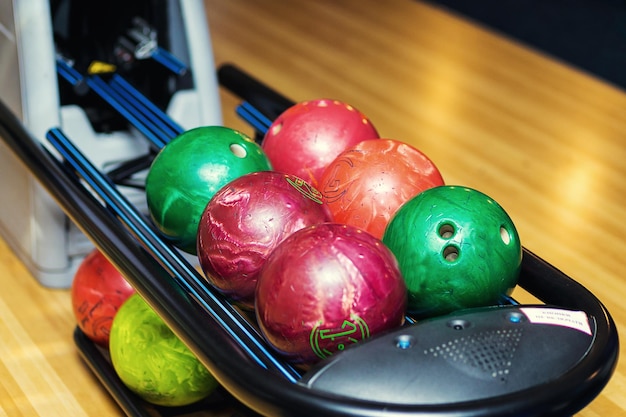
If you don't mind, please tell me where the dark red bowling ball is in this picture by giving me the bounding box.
[262,98,379,188]
[197,171,334,309]
[320,138,445,239]
[255,223,407,366]
[71,248,135,346]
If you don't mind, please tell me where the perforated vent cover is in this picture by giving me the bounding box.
[425,327,523,382]
[301,305,594,405]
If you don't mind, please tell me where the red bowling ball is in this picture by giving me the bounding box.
[320,138,445,239]
[71,248,135,346]
[197,171,334,309]
[262,98,379,188]
[255,223,407,366]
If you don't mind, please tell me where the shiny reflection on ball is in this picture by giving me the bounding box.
[262,98,379,187]
[256,223,407,365]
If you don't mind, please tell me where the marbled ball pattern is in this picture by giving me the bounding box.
[109,293,219,407]
[382,186,522,318]
[256,223,407,365]
[197,171,333,309]
[320,138,444,239]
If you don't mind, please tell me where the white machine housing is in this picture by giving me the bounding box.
[0,0,222,287]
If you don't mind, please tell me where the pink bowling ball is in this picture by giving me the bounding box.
[197,171,333,309]
[262,98,379,188]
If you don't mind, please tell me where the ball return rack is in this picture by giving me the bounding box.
[0,3,619,417]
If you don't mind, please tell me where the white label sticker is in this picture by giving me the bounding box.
[520,307,592,335]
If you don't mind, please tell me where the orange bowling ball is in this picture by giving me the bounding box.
[319,139,444,239]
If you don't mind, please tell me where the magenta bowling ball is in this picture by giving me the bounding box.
[197,171,333,309]
[255,223,407,366]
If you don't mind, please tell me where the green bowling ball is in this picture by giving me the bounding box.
[382,185,522,318]
[109,293,219,407]
[145,126,272,254]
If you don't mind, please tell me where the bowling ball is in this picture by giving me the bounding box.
[109,293,219,407]
[262,98,379,188]
[256,223,407,366]
[382,186,522,318]
[145,126,272,254]
[320,138,444,239]
[197,171,334,309]
[71,248,135,346]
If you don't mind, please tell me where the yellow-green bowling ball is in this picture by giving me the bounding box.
[109,293,219,407]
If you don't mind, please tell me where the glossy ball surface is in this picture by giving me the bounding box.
[262,99,379,187]
[382,186,522,318]
[256,223,407,365]
[320,138,444,239]
[146,126,272,254]
[109,293,218,407]
[197,171,334,309]
[71,248,135,346]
